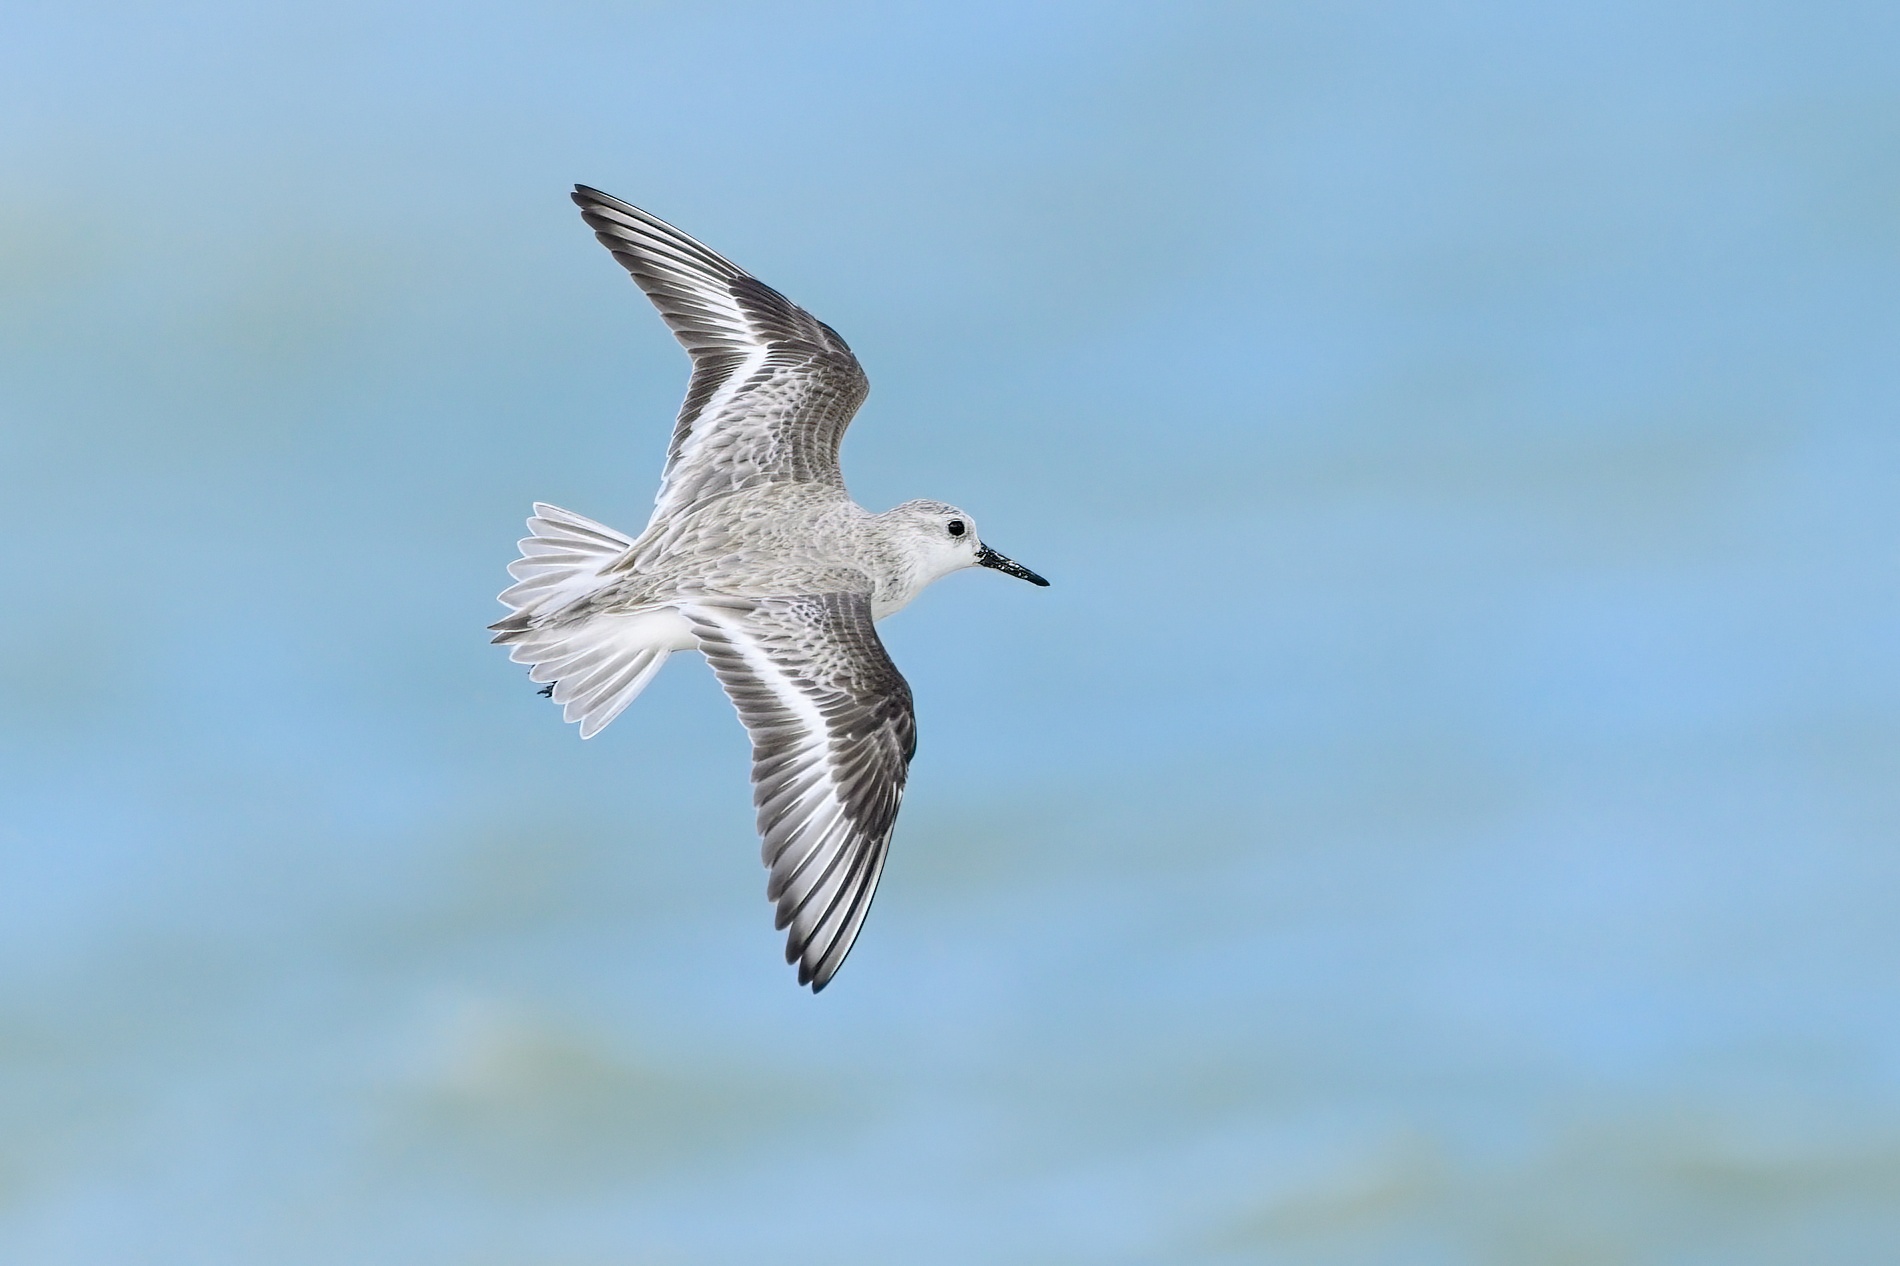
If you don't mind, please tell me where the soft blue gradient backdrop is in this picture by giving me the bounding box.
[3,3,1898,1262]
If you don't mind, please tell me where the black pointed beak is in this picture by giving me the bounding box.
[976,544,1050,587]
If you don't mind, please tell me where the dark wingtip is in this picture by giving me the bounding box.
[572,184,620,212]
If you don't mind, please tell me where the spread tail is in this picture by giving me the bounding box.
[494,502,635,618]
[490,503,674,738]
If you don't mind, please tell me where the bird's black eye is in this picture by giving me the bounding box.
[947,519,966,538]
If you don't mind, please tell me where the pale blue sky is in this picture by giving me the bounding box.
[2,3,1898,1262]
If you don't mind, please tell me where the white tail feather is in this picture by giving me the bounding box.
[498,502,635,617]
[493,503,680,738]
[510,621,671,738]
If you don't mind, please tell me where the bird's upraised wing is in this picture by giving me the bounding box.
[680,592,915,991]
[573,186,870,527]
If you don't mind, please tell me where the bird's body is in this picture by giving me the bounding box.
[492,187,1046,991]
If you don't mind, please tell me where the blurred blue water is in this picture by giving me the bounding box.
[2,2,1899,1262]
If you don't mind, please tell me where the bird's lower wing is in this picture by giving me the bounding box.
[680,592,916,991]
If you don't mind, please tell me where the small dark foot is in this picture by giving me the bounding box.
[537,683,555,698]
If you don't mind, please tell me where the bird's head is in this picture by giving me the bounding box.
[885,499,1050,589]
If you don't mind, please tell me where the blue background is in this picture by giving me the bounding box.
[3,2,1898,1261]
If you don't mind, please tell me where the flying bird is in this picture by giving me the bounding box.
[491,186,1048,991]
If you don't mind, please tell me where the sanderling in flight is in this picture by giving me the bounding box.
[491,186,1048,991]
